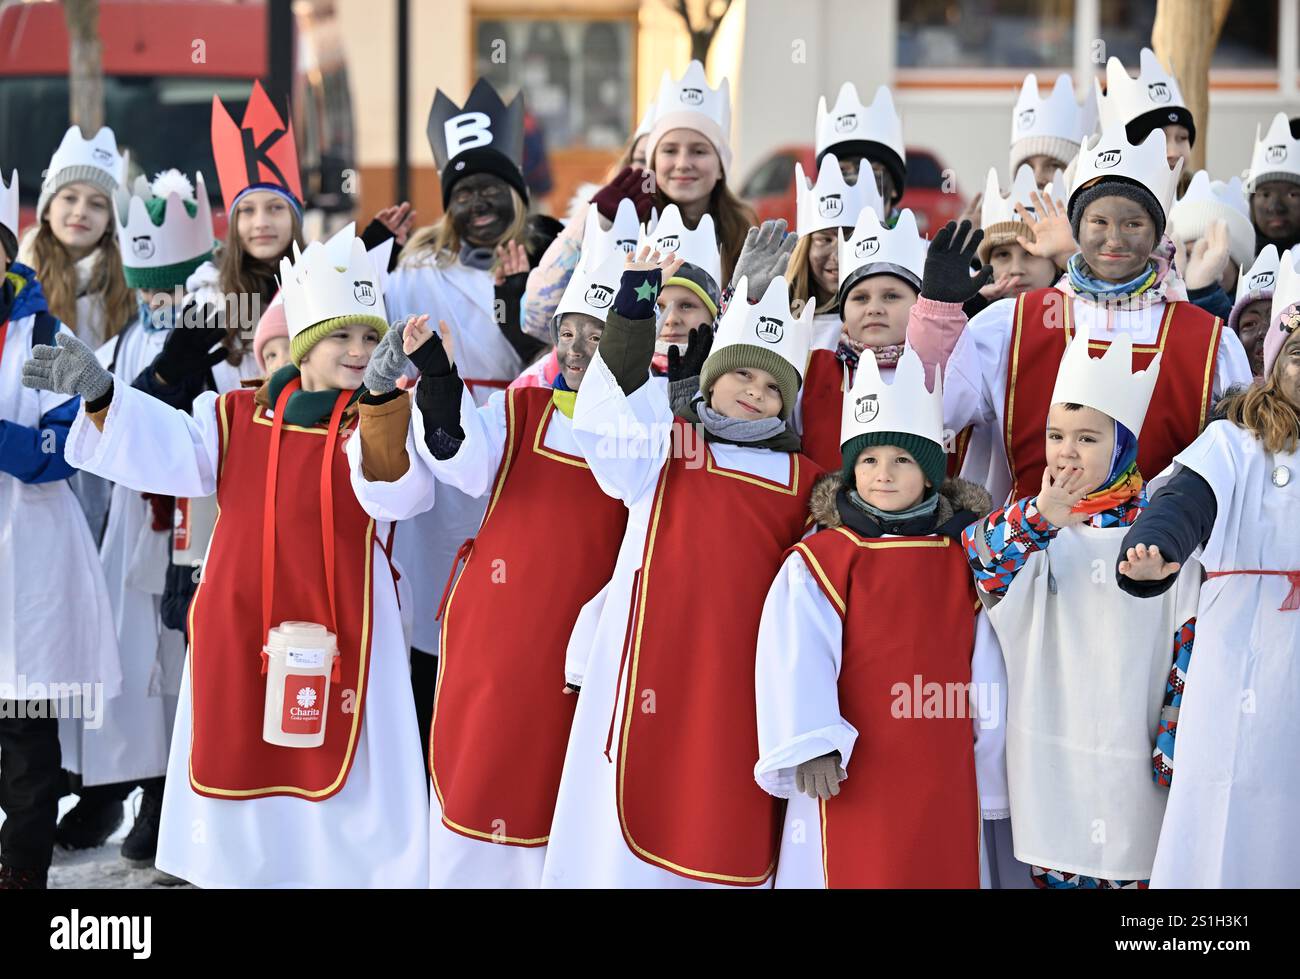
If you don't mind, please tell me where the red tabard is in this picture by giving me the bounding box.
[186,389,376,801]
[794,527,981,888]
[801,348,850,475]
[615,423,821,885]
[432,388,628,845]
[1004,287,1223,501]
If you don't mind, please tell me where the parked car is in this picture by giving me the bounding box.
[0,0,356,238]
[740,143,966,236]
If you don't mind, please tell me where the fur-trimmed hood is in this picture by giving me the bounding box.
[809,471,993,530]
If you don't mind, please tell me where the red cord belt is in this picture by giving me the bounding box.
[1205,570,1300,612]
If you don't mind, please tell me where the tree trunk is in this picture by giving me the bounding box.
[63,0,105,132]
[1152,0,1231,174]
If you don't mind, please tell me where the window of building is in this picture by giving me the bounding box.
[897,0,1076,69]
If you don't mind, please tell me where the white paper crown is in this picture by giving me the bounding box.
[981,164,1067,229]
[649,61,732,164]
[1100,47,1188,129]
[43,125,125,190]
[712,275,812,381]
[840,344,943,449]
[115,171,214,271]
[1050,321,1162,434]
[555,212,634,324]
[278,222,390,340]
[1069,117,1182,223]
[1270,247,1300,325]
[1246,112,1300,191]
[0,169,17,239]
[640,203,722,292]
[583,196,643,263]
[796,153,885,237]
[838,207,927,292]
[633,101,656,140]
[815,83,905,165]
[1169,170,1254,268]
[1238,242,1280,299]
[1011,74,1086,146]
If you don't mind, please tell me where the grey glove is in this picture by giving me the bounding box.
[22,332,112,402]
[729,219,797,301]
[362,319,410,395]
[794,751,847,801]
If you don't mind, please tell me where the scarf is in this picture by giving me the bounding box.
[1064,236,1187,310]
[551,372,577,418]
[836,334,905,371]
[1069,420,1144,517]
[458,243,496,271]
[139,298,176,333]
[680,393,803,452]
[844,487,940,536]
[265,365,363,427]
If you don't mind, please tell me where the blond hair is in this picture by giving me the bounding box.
[784,233,839,315]
[402,187,529,272]
[1220,368,1300,455]
[27,221,134,340]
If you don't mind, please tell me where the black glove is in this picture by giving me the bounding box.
[921,220,993,305]
[152,306,229,384]
[495,271,546,364]
[666,325,713,384]
[406,330,453,378]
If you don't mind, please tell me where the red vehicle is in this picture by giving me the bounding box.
[0,0,355,238]
[740,143,966,236]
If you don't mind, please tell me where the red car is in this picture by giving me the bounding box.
[740,144,966,236]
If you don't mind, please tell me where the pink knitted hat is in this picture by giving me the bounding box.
[1263,303,1299,380]
[253,290,289,373]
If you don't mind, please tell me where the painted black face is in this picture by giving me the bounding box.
[449,173,514,247]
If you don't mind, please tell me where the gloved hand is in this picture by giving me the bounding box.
[921,220,993,304]
[666,324,713,383]
[404,315,454,378]
[22,333,113,401]
[794,751,847,801]
[363,320,410,395]
[152,311,229,384]
[590,165,655,223]
[728,219,796,301]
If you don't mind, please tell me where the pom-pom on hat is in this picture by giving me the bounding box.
[115,170,216,290]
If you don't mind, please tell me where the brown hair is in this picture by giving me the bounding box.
[1220,368,1300,455]
[785,233,839,315]
[214,212,304,366]
[401,187,529,273]
[651,178,756,286]
[28,221,135,340]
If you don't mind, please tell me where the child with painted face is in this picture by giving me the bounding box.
[22,227,432,888]
[1245,113,1300,254]
[540,257,822,890]
[1115,258,1300,888]
[1227,245,1282,378]
[911,120,1251,511]
[0,169,119,889]
[962,324,1201,888]
[350,234,646,889]
[755,345,1006,888]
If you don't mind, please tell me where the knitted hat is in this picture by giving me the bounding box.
[38,125,124,219]
[698,342,800,421]
[664,260,720,316]
[1168,171,1255,270]
[1229,245,1280,335]
[1263,308,1299,379]
[117,170,216,290]
[254,291,289,372]
[427,78,528,207]
[646,61,733,173]
[840,431,946,497]
[1069,178,1166,244]
[1009,135,1079,179]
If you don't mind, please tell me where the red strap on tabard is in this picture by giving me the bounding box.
[260,378,353,676]
[1206,570,1300,612]
[435,537,475,623]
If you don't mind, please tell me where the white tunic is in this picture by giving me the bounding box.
[754,549,1010,888]
[60,319,182,785]
[0,313,118,700]
[986,522,1201,881]
[385,257,521,655]
[63,382,432,887]
[943,294,1252,506]
[541,354,791,889]
[1150,421,1300,888]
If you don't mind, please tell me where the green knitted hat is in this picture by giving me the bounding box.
[291,314,390,366]
[841,431,946,496]
[698,342,801,421]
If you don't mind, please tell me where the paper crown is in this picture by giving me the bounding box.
[211,81,303,213]
[796,153,885,237]
[633,101,657,141]
[1,169,17,240]
[640,204,722,293]
[426,77,525,179]
[115,170,214,272]
[981,164,1067,230]
[712,275,812,381]
[838,207,927,292]
[583,196,643,264]
[1169,170,1254,268]
[42,125,125,191]
[553,239,628,326]
[1246,112,1300,191]
[815,83,905,166]
[1270,246,1300,326]
[647,61,733,170]
[840,344,943,449]
[1011,74,1088,146]
[1239,243,1280,299]
[278,222,390,340]
[1069,117,1182,223]
[1049,322,1162,434]
[1100,47,1189,130]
